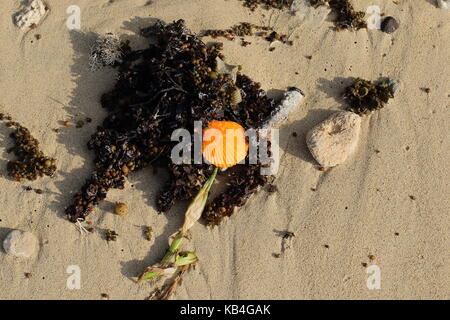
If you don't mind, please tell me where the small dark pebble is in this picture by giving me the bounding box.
[311,188,316,192]
[381,17,399,34]
[394,232,399,236]
[24,272,32,278]
[361,262,368,268]
[24,186,33,191]
[35,189,43,194]
[292,132,297,137]
[101,293,110,300]
[409,195,416,200]
[273,253,281,258]
[421,88,431,94]
[324,244,329,249]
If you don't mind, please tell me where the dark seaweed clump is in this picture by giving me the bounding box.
[0,115,56,181]
[327,0,366,30]
[201,23,292,46]
[309,0,328,8]
[343,78,395,115]
[203,161,271,226]
[239,0,293,11]
[65,19,275,224]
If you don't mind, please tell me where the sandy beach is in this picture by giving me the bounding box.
[0,0,448,300]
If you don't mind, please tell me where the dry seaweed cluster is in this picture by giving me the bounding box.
[343,78,395,115]
[327,0,366,30]
[201,22,292,47]
[239,0,294,11]
[65,20,275,224]
[204,163,270,226]
[0,114,56,181]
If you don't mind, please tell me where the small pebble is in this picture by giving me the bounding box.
[369,255,376,261]
[101,293,110,300]
[3,230,38,258]
[381,17,399,34]
[114,202,128,216]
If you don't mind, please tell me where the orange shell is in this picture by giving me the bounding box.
[202,120,248,168]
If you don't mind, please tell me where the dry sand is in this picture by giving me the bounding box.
[0,0,448,300]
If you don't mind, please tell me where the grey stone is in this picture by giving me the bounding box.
[381,17,399,34]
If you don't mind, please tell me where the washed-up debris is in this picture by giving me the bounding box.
[260,87,304,131]
[66,20,278,222]
[89,33,125,71]
[144,226,153,241]
[437,0,449,9]
[1,118,57,181]
[13,0,49,29]
[306,111,361,167]
[327,0,366,30]
[114,202,128,216]
[201,23,292,47]
[2,230,38,258]
[105,229,118,241]
[381,17,399,34]
[344,78,397,115]
[239,0,293,11]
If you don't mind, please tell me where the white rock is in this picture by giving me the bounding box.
[306,111,361,167]
[13,0,48,29]
[3,230,38,258]
[261,88,305,131]
[437,0,449,9]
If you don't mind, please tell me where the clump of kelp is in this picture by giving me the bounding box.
[327,0,366,30]
[239,0,294,11]
[65,19,274,223]
[343,78,396,115]
[0,114,56,181]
